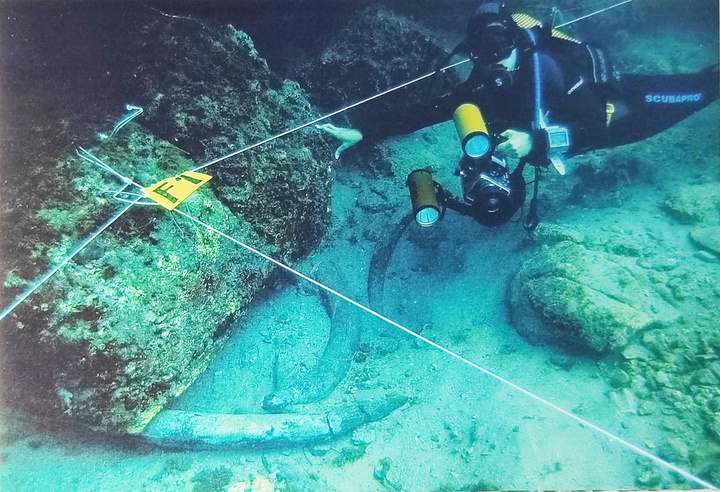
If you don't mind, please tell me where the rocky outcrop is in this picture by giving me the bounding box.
[102,14,333,261]
[664,182,720,226]
[294,6,460,174]
[690,226,720,256]
[509,222,720,483]
[1,128,279,434]
[664,181,720,259]
[509,230,679,354]
[296,6,457,115]
[0,11,332,433]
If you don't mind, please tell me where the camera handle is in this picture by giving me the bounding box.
[435,184,470,218]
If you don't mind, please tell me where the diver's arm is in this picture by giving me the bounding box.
[355,94,457,143]
[496,120,604,164]
[320,71,481,157]
[316,101,449,158]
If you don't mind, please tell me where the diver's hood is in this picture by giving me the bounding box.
[455,1,517,64]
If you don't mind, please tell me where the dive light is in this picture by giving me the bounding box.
[453,103,493,159]
[406,103,526,228]
[406,170,440,227]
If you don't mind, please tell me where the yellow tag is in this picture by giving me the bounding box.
[142,171,212,210]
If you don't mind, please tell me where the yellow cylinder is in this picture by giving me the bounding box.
[453,104,492,158]
[406,170,440,227]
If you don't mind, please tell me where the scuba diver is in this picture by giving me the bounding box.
[317,0,719,230]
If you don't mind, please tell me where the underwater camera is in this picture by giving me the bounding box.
[407,103,525,227]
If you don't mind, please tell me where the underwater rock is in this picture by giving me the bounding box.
[373,457,403,491]
[101,13,333,260]
[0,11,336,434]
[0,128,276,433]
[658,437,691,463]
[664,182,720,225]
[690,226,720,256]
[569,149,652,207]
[356,182,400,214]
[525,222,585,246]
[509,240,680,354]
[621,344,654,361]
[296,6,457,115]
[294,6,460,174]
[609,387,638,414]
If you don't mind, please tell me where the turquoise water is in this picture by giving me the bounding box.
[1,1,719,490]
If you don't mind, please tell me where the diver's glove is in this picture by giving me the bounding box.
[316,123,363,159]
[497,129,533,159]
[500,128,568,174]
[498,128,566,170]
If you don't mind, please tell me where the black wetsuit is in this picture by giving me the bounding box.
[356,26,719,160]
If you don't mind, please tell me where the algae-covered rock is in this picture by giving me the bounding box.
[690,226,720,256]
[296,6,458,115]
[509,240,679,354]
[0,13,334,434]
[664,182,720,225]
[294,6,460,174]
[1,128,276,433]
[101,14,333,261]
[525,223,585,246]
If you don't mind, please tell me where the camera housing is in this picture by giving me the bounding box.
[406,103,527,228]
[457,154,525,227]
